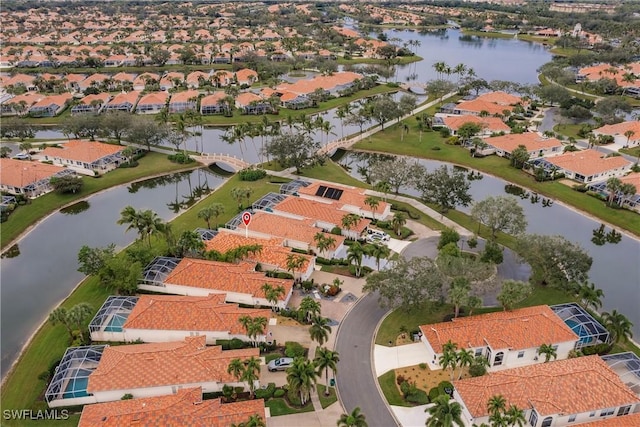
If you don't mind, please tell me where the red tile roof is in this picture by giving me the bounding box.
[80,388,265,426]
[580,413,640,427]
[419,305,578,353]
[545,149,632,177]
[164,257,293,298]
[275,72,362,95]
[124,294,271,334]
[0,158,66,188]
[455,355,640,418]
[87,336,259,393]
[297,181,389,217]
[169,90,199,103]
[483,132,563,153]
[275,196,370,233]
[137,91,169,106]
[200,92,227,106]
[106,90,141,106]
[235,92,263,107]
[40,140,123,163]
[78,93,111,105]
[443,115,510,133]
[455,99,515,116]
[475,91,523,105]
[620,173,640,195]
[595,121,640,143]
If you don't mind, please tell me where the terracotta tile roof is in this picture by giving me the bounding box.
[483,132,563,153]
[164,257,293,298]
[620,173,640,194]
[419,305,578,353]
[443,115,511,133]
[235,92,263,107]
[455,355,640,418]
[124,294,272,334]
[246,210,346,248]
[276,72,362,95]
[580,413,640,426]
[235,68,258,82]
[186,71,210,84]
[169,90,199,103]
[298,181,390,216]
[111,72,137,83]
[0,158,66,188]
[40,140,123,163]
[3,92,44,107]
[204,232,313,274]
[455,99,515,116]
[78,387,266,427]
[595,121,640,143]
[106,90,141,107]
[476,91,523,105]
[545,149,632,177]
[30,93,73,109]
[78,93,111,105]
[87,336,259,393]
[201,92,227,107]
[274,196,371,233]
[137,91,169,106]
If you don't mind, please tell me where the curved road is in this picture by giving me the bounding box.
[335,291,397,427]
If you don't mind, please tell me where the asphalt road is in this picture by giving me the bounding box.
[335,291,398,427]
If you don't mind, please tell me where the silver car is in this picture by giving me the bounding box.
[267,357,294,372]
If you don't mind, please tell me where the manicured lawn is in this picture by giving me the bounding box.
[620,146,640,160]
[317,384,338,409]
[298,160,373,188]
[553,123,583,139]
[378,370,409,407]
[265,397,314,416]
[337,56,422,65]
[352,121,640,237]
[0,152,194,249]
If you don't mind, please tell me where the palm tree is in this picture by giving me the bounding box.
[425,395,464,427]
[177,230,205,257]
[198,203,225,229]
[242,356,261,398]
[602,310,634,344]
[313,233,336,257]
[576,282,604,311]
[439,341,459,381]
[299,296,321,323]
[456,348,474,380]
[285,254,307,278]
[314,347,339,395]
[537,343,557,362]
[341,213,361,238]
[227,358,245,382]
[487,395,507,419]
[138,209,166,247]
[623,130,635,148]
[247,317,268,347]
[338,407,368,427]
[504,405,526,427]
[391,212,406,237]
[366,243,390,271]
[48,307,74,341]
[286,357,318,405]
[346,242,365,277]
[261,283,285,311]
[309,314,332,346]
[605,177,622,206]
[117,205,143,240]
[364,196,380,221]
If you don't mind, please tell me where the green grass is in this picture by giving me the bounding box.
[553,124,583,139]
[352,121,640,237]
[460,30,515,40]
[620,146,640,160]
[316,385,338,409]
[263,353,283,363]
[378,370,409,407]
[337,56,422,66]
[298,160,373,188]
[388,200,446,232]
[1,152,194,249]
[265,397,314,416]
[376,303,454,346]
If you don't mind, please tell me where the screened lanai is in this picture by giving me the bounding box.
[602,352,640,395]
[280,179,310,195]
[195,227,218,241]
[89,296,139,336]
[550,303,610,349]
[45,345,106,407]
[251,192,287,212]
[140,257,181,287]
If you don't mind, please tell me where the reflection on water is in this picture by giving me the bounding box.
[1,244,20,259]
[591,224,622,246]
[60,200,90,215]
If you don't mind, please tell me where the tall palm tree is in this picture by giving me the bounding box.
[261,283,285,311]
[487,394,507,419]
[425,395,464,427]
[242,356,261,398]
[138,209,166,247]
[456,348,474,380]
[227,358,245,382]
[439,340,459,381]
[197,203,225,229]
[346,242,365,277]
[576,282,604,312]
[341,213,361,238]
[366,243,390,271]
[505,405,526,427]
[537,343,557,362]
[309,314,332,346]
[285,254,307,278]
[364,196,380,221]
[299,296,321,323]
[602,310,634,344]
[605,177,622,206]
[313,233,336,257]
[314,347,339,395]
[117,205,143,240]
[177,230,205,257]
[286,357,318,405]
[391,212,406,237]
[338,407,368,427]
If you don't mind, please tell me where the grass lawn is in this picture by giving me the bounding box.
[620,146,640,160]
[396,363,469,393]
[553,123,584,139]
[265,397,314,416]
[1,152,194,249]
[316,384,338,409]
[389,200,446,232]
[351,121,640,237]
[378,370,409,407]
[459,30,515,40]
[297,159,373,188]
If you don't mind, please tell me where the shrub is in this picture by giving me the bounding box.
[315,257,332,265]
[438,381,453,394]
[466,236,478,249]
[469,362,487,377]
[239,167,267,181]
[406,389,429,404]
[396,374,406,385]
[167,153,195,164]
[118,160,139,168]
[438,227,460,249]
[287,387,304,407]
[255,262,262,272]
[280,308,298,319]
[573,184,588,193]
[439,242,461,257]
[274,389,285,398]
[285,341,306,358]
[439,127,451,138]
[330,226,342,235]
[431,146,441,151]
[419,363,427,370]
[428,386,442,402]
[480,240,503,264]
[121,394,133,400]
[400,380,412,397]
[582,343,611,355]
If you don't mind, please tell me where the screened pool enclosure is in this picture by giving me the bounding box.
[550,303,610,349]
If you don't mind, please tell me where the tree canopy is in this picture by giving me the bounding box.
[416,166,472,213]
[470,195,528,240]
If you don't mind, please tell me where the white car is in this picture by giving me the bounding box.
[267,357,294,372]
[366,229,390,242]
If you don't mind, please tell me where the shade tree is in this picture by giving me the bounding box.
[416,166,472,213]
[470,196,528,240]
[496,280,532,311]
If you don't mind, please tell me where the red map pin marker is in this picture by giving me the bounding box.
[242,212,252,226]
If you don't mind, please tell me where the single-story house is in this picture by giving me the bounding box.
[132,73,160,91]
[275,71,362,97]
[159,72,185,91]
[441,115,511,137]
[419,305,579,370]
[103,91,141,113]
[168,90,199,113]
[89,294,272,344]
[45,337,259,407]
[235,68,259,86]
[77,73,110,92]
[71,93,112,114]
[531,149,632,183]
[0,158,74,197]
[136,91,169,114]
[78,387,266,427]
[483,132,564,158]
[37,140,124,174]
[453,355,640,427]
[453,99,515,117]
[28,93,73,117]
[200,91,228,115]
[137,256,295,307]
[186,71,210,89]
[0,92,45,116]
[280,91,313,110]
[593,121,640,147]
[235,92,272,115]
[588,172,640,212]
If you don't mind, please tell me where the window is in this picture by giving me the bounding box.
[529,410,538,427]
[541,416,553,427]
[589,412,595,417]
[493,351,504,366]
[475,348,482,357]
[518,351,525,358]
[601,408,615,417]
[618,406,631,416]
[568,414,576,422]
[551,345,558,351]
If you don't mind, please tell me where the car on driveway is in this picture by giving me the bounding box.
[366,232,390,244]
[267,357,294,372]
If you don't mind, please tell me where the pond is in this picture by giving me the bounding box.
[0,168,226,376]
[340,151,640,337]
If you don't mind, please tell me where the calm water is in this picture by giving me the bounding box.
[0,169,226,376]
[342,152,640,336]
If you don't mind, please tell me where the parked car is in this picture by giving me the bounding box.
[267,357,294,372]
[12,153,30,160]
[366,234,389,244]
[366,229,390,241]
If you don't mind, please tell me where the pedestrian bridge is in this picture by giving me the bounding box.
[190,153,251,171]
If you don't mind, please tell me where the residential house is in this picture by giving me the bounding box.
[453,91,524,117]
[78,387,265,427]
[186,71,210,89]
[200,91,228,115]
[136,91,169,114]
[88,294,271,344]
[103,90,141,112]
[235,68,259,86]
[211,70,234,88]
[0,158,74,197]
[110,72,136,90]
[205,230,315,280]
[593,121,640,147]
[419,305,579,370]
[279,91,312,110]
[482,132,563,158]
[62,73,87,92]
[453,356,640,427]
[38,140,124,174]
[275,71,363,98]
[159,72,184,91]
[588,172,640,212]
[132,72,160,91]
[168,90,199,113]
[45,337,259,407]
[137,256,294,307]
[531,149,632,183]
[235,92,272,115]
[441,115,511,137]
[77,73,110,92]
[0,92,45,116]
[28,93,73,117]
[71,93,111,114]
[1,73,37,91]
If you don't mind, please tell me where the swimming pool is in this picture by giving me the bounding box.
[62,370,91,399]
[566,319,592,345]
[104,314,127,332]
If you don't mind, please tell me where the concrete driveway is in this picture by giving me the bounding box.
[373,343,431,377]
